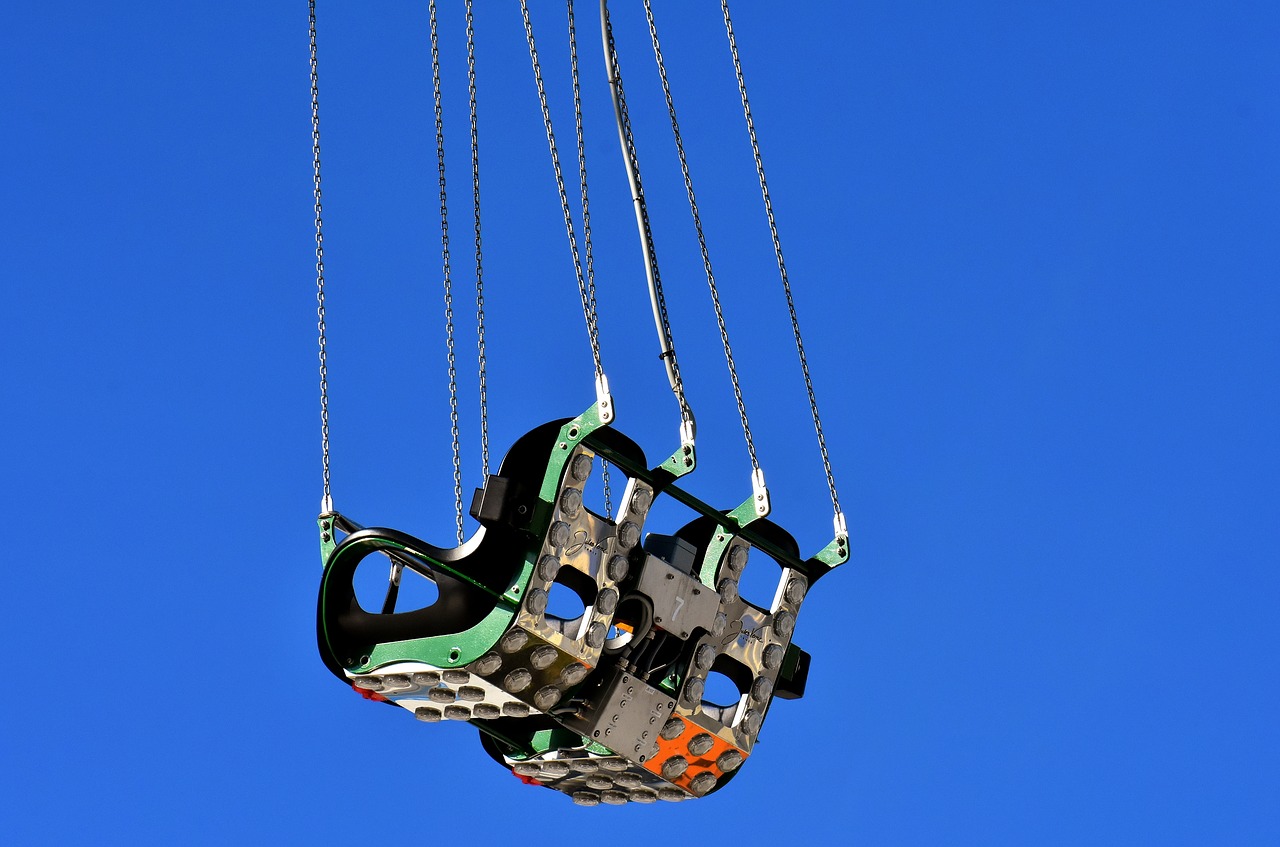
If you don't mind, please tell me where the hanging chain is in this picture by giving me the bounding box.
[601,1,694,434]
[567,0,612,517]
[310,0,333,514]
[642,0,757,473]
[567,0,603,379]
[466,0,490,478]
[520,0,606,383]
[721,0,843,531]
[431,0,465,544]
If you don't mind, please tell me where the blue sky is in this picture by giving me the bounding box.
[3,2,1278,843]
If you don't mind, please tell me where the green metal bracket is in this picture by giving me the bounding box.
[354,599,517,672]
[533,402,611,533]
[318,514,338,565]
[317,512,365,567]
[658,440,697,480]
[809,532,850,569]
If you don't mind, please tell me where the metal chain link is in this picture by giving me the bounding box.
[431,0,465,544]
[601,2,694,431]
[568,0,612,517]
[520,0,605,383]
[642,0,758,472]
[567,0,603,379]
[721,0,843,525]
[466,0,489,478]
[310,0,332,513]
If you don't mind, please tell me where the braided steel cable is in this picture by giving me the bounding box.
[599,0,694,434]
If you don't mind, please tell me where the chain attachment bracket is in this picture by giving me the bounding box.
[595,372,614,424]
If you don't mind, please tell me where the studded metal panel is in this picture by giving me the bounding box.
[320,417,846,806]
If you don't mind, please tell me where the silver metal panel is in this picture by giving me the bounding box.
[634,554,721,640]
[563,669,675,766]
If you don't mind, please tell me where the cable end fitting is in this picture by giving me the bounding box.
[751,467,770,517]
[595,372,614,425]
[679,417,696,449]
[833,510,848,541]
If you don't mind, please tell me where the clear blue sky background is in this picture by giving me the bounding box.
[4,2,1278,843]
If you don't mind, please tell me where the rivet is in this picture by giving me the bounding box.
[561,663,589,686]
[534,686,561,710]
[530,645,557,670]
[687,733,715,757]
[472,703,500,719]
[595,588,619,615]
[537,554,560,582]
[762,643,784,670]
[541,760,571,777]
[474,652,502,676]
[661,756,689,779]
[716,749,744,772]
[630,488,652,516]
[617,522,640,549]
[504,668,532,693]
[690,772,718,796]
[499,629,529,653]
[694,644,716,672]
[607,554,630,582]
